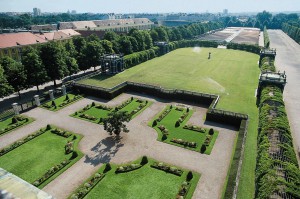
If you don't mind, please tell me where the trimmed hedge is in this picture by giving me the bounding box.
[115,163,142,173]
[264,26,270,48]
[0,115,30,136]
[151,161,183,176]
[124,47,160,68]
[227,43,261,54]
[171,138,197,148]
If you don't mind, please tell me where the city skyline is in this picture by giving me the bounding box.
[0,0,300,13]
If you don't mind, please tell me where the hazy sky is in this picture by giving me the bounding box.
[0,0,299,13]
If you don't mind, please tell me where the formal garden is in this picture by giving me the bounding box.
[0,124,82,188]
[0,115,33,136]
[149,105,218,154]
[69,156,200,199]
[42,93,83,111]
[71,97,151,124]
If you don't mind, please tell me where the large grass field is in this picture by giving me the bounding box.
[80,48,260,199]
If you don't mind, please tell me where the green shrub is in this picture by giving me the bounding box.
[175,120,180,127]
[200,144,206,153]
[187,107,189,112]
[73,135,77,140]
[186,171,193,181]
[104,163,112,173]
[12,117,18,124]
[152,120,157,127]
[209,128,214,135]
[91,102,95,106]
[141,156,148,165]
[46,124,51,130]
[70,151,78,160]
[65,94,70,101]
[51,101,56,107]
[162,134,167,141]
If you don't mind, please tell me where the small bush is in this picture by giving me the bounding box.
[65,94,70,101]
[99,118,103,123]
[75,112,78,115]
[200,144,206,153]
[91,102,96,106]
[141,156,148,165]
[186,171,193,181]
[46,124,51,130]
[72,135,77,140]
[131,97,134,101]
[175,120,180,127]
[70,151,78,160]
[104,163,112,173]
[51,101,56,107]
[187,107,189,112]
[162,134,167,141]
[209,128,214,135]
[152,120,157,127]
[12,117,18,124]
[170,105,173,109]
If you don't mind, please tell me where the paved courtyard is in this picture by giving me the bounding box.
[268,30,300,163]
[0,93,237,199]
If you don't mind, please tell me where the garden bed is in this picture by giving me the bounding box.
[42,93,83,111]
[149,105,218,154]
[71,97,152,124]
[0,115,34,136]
[0,125,83,188]
[69,157,200,199]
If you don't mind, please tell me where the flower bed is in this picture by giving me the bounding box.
[32,160,71,187]
[157,108,171,122]
[176,181,191,199]
[42,94,83,111]
[114,99,132,111]
[0,129,46,156]
[203,135,212,146]
[70,173,105,199]
[158,125,169,134]
[95,104,112,111]
[115,163,142,173]
[0,115,31,136]
[151,162,183,176]
[171,138,197,148]
[79,113,97,121]
[183,124,206,133]
[51,128,72,138]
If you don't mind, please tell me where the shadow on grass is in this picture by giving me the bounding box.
[84,136,124,166]
[203,120,239,131]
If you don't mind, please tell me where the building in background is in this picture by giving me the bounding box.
[33,8,41,17]
[223,9,229,16]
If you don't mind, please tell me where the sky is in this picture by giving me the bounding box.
[0,0,299,13]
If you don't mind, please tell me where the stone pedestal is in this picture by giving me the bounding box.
[12,103,19,115]
[49,90,54,100]
[62,85,66,95]
[34,95,40,106]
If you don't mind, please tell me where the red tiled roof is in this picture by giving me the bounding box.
[0,32,47,49]
[58,29,81,36]
[35,31,70,41]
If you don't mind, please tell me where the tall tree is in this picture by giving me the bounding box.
[103,111,130,136]
[22,47,48,92]
[0,65,13,98]
[40,42,69,87]
[129,29,146,51]
[103,31,120,41]
[81,40,104,70]
[118,36,133,55]
[0,57,27,98]
[100,40,114,54]
[142,31,153,49]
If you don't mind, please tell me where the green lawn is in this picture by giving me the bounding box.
[75,158,200,199]
[0,127,82,187]
[71,98,152,124]
[0,115,34,136]
[79,48,260,199]
[42,93,83,111]
[149,105,218,154]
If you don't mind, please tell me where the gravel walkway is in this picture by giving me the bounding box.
[268,30,300,163]
[0,93,237,199]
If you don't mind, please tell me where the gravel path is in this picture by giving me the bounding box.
[0,93,237,199]
[268,30,300,163]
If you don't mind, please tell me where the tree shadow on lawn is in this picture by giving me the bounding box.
[84,136,124,166]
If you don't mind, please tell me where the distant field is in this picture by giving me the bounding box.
[80,47,260,198]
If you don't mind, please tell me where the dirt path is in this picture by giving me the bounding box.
[0,93,237,199]
[268,30,300,163]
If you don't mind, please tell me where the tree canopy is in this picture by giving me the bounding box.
[103,111,130,136]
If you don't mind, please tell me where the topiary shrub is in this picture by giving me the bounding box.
[187,107,189,112]
[162,134,167,141]
[170,105,173,109]
[186,171,193,181]
[46,124,51,130]
[12,117,18,124]
[104,163,112,173]
[91,102,96,106]
[200,144,206,153]
[98,118,103,124]
[209,128,214,135]
[73,135,77,140]
[131,97,134,101]
[51,101,56,107]
[70,151,78,160]
[141,156,148,165]
[175,120,180,127]
[65,94,70,101]
[152,120,157,127]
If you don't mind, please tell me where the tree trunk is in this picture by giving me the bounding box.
[36,85,40,92]
[18,90,21,99]
[53,80,57,87]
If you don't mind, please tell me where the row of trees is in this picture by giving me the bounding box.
[282,22,300,44]
[0,21,223,98]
